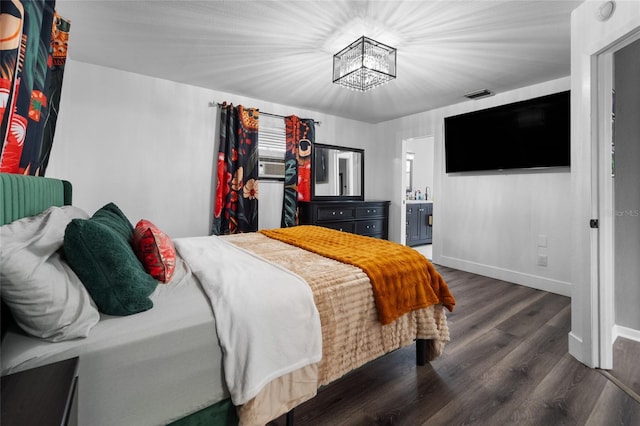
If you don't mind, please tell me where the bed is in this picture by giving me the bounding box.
[0,173,454,426]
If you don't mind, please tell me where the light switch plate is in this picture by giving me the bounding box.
[538,234,548,248]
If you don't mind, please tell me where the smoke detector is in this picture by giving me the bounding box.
[595,1,616,21]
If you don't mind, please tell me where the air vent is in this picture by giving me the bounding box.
[464,89,494,100]
[259,158,285,179]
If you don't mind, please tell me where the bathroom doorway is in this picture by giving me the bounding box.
[401,136,435,259]
[595,34,640,389]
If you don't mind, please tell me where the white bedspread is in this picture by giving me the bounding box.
[174,236,322,406]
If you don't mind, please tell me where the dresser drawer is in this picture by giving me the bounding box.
[356,219,385,236]
[299,200,390,240]
[320,221,356,234]
[356,205,385,219]
[317,207,356,221]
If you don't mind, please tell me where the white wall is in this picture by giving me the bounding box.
[376,77,572,297]
[47,60,377,237]
[49,60,573,299]
[258,182,284,230]
[48,61,216,237]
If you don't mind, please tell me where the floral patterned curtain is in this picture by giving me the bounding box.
[0,0,70,176]
[212,103,259,235]
[281,115,314,227]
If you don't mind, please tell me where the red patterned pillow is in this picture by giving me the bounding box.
[133,219,176,283]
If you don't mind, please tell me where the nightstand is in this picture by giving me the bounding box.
[1,356,79,426]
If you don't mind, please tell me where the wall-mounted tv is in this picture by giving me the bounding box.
[444,91,570,173]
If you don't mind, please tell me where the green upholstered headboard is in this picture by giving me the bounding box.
[0,173,72,338]
[0,173,72,226]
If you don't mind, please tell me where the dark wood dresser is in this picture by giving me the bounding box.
[299,200,390,239]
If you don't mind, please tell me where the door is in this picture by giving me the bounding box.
[612,38,640,346]
[407,205,420,244]
[595,28,640,370]
[417,204,429,242]
[419,203,433,243]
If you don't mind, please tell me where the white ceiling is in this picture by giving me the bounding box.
[56,0,583,123]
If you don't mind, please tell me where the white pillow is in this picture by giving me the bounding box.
[0,205,100,341]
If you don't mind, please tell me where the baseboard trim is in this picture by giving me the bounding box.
[568,331,583,355]
[612,325,640,344]
[568,331,596,367]
[438,255,571,297]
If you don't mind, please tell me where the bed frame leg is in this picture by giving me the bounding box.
[416,338,427,366]
[286,408,294,426]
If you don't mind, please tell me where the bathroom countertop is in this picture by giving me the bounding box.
[405,199,433,204]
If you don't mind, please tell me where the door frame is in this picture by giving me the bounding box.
[595,47,615,370]
[399,138,409,245]
[595,30,640,369]
[569,1,640,369]
[399,136,435,247]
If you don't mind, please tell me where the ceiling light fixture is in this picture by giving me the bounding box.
[333,36,396,92]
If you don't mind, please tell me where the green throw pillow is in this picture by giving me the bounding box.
[91,202,134,243]
[64,208,158,316]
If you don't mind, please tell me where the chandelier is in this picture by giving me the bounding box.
[333,36,397,92]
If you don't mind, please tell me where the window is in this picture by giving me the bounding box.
[258,115,285,179]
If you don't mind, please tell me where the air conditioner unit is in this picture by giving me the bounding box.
[259,158,285,179]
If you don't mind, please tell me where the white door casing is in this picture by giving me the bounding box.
[569,0,640,368]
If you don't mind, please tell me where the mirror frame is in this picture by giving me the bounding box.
[311,143,364,201]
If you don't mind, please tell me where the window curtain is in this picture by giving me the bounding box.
[212,103,259,235]
[0,0,70,176]
[281,116,314,227]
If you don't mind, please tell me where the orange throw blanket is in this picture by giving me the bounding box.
[260,225,455,325]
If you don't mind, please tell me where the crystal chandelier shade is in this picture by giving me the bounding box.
[333,36,397,92]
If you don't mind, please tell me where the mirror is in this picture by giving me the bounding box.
[312,143,364,201]
[406,152,414,193]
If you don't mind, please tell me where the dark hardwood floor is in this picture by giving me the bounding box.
[270,266,640,425]
[609,337,640,401]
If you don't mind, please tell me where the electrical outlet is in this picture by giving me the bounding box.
[537,255,548,267]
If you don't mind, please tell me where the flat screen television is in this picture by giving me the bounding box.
[444,91,570,173]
